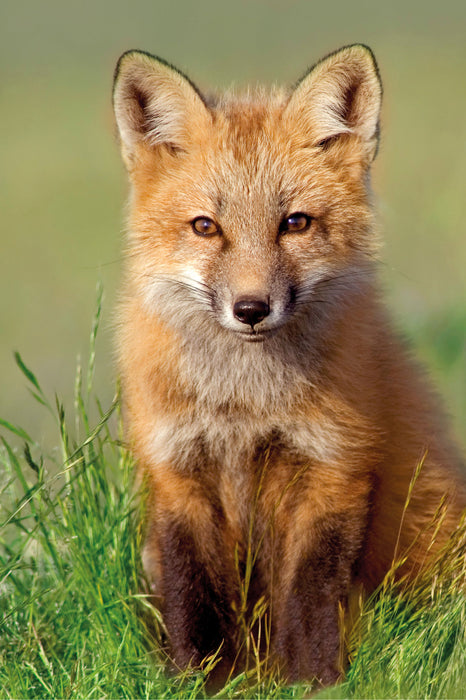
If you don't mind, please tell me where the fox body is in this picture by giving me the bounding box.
[113,45,465,685]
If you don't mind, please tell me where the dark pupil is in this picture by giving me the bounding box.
[288,215,305,229]
[199,218,213,233]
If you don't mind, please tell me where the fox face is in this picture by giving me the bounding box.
[114,47,381,347]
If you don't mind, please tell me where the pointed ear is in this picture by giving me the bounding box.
[113,50,211,169]
[284,44,382,162]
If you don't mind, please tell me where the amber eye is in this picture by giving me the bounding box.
[280,213,312,234]
[191,217,221,236]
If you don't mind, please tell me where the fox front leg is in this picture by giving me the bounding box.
[273,515,358,685]
[157,517,237,674]
[142,468,239,681]
[260,466,370,685]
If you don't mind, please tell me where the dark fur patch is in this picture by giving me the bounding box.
[275,514,361,684]
[159,520,237,673]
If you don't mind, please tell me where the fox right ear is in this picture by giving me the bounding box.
[113,50,211,169]
[284,44,382,163]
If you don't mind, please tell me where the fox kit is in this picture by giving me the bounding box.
[113,45,465,685]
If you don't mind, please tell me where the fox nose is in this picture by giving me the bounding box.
[233,297,270,328]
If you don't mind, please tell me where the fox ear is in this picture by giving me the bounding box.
[285,44,382,162]
[113,50,210,168]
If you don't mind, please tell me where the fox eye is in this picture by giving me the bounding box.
[191,217,221,236]
[280,213,312,234]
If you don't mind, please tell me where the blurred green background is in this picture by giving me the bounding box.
[1,0,465,446]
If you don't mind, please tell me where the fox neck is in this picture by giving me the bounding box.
[171,282,374,418]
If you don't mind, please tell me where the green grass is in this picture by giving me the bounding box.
[1,302,465,699]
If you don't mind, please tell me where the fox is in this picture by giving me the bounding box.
[112,44,466,686]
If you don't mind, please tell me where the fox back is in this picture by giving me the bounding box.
[113,45,465,686]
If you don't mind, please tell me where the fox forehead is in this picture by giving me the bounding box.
[135,103,340,222]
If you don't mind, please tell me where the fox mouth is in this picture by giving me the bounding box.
[236,327,277,342]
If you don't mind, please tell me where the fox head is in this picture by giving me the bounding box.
[113,45,382,345]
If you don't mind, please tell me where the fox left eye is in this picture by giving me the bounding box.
[191,217,221,236]
[280,213,312,233]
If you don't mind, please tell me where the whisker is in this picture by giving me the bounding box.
[294,267,373,308]
[141,272,215,306]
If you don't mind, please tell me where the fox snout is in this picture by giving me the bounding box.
[232,296,270,328]
[218,283,295,339]
[213,249,295,337]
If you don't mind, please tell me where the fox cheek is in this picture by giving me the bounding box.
[285,284,298,312]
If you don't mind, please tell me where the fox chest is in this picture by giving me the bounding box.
[142,405,368,567]
[148,408,343,468]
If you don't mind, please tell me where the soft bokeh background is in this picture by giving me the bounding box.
[1,0,465,446]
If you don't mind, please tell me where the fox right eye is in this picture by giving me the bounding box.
[191,217,221,236]
[279,213,313,234]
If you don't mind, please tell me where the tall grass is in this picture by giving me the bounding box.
[1,301,465,698]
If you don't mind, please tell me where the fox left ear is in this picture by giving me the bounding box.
[285,44,382,162]
[113,50,211,170]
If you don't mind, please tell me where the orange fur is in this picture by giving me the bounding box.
[113,45,465,685]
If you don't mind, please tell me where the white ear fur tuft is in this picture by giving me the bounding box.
[113,50,210,166]
[285,44,382,160]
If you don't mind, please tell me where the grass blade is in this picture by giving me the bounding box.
[0,417,34,443]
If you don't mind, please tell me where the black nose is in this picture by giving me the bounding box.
[233,298,270,328]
